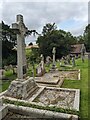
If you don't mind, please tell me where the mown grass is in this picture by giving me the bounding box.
[62,58,88,119]
[0,70,16,93]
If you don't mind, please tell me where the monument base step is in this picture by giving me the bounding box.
[0,105,8,120]
[4,78,38,100]
[49,68,58,73]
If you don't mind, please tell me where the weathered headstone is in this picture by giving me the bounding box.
[52,47,56,69]
[0,69,5,80]
[52,47,56,64]
[0,98,8,120]
[36,64,42,76]
[36,54,45,76]
[67,55,71,64]
[81,44,86,63]
[50,47,57,72]
[40,54,45,70]
[46,56,51,65]
[72,56,75,67]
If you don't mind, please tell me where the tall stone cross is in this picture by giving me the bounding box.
[40,54,44,69]
[52,47,56,66]
[12,14,28,80]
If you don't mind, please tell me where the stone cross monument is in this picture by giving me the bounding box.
[81,44,86,63]
[52,47,56,68]
[50,47,57,72]
[12,14,27,80]
[40,54,44,70]
[4,15,38,99]
[0,98,8,120]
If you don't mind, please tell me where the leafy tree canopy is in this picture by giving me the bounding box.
[76,24,90,52]
[0,21,17,66]
[36,23,77,59]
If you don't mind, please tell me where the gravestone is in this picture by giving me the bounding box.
[4,15,38,99]
[0,98,8,120]
[81,44,86,63]
[41,54,45,73]
[36,64,42,76]
[0,69,5,80]
[36,54,45,76]
[52,47,56,67]
[50,47,57,72]
[67,55,71,64]
[72,56,75,67]
[46,56,51,65]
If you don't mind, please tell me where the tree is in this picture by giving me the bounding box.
[42,23,57,35]
[76,35,84,44]
[83,24,90,52]
[1,21,17,66]
[76,24,90,52]
[36,23,76,59]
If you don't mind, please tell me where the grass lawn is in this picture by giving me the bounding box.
[62,58,88,119]
[0,70,16,93]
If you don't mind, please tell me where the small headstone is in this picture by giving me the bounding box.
[52,47,56,69]
[81,44,86,63]
[40,54,44,70]
[36,54,45,76]
[36,64,42,76]
[52,47,56,63]
[4,66,8,71]
[0,98,3,106]
[0,98,8,120]
[46,56,51,64]
[67,55,71,64]
[0,69,5,79]
[72,56,75,67]
[50,47,57,72]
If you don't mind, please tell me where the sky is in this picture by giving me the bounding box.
[0,0,89,45]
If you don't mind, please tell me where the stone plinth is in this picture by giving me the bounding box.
[50,65,57,72]
[35,77,60,84]
[36,68,45,77]
[0,98,8,120]
[33,87,80,111]
[4,78,38,100]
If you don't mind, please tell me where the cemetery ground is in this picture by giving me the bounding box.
[0,58,88,119]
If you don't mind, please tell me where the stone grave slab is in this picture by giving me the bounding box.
[0,98,8,120]
[32,87,80,111]
[57,70,80,80]
[34,72,64,87]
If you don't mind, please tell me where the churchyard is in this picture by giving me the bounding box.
[0,15,89,120]
[0,57,88,119]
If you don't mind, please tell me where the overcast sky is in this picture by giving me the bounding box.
[0,0,89,45]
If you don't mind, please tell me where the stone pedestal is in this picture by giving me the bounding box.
[50,47,57,72]
[0,98,8,120]
[50,65,57,73]
[4,78,38,99]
